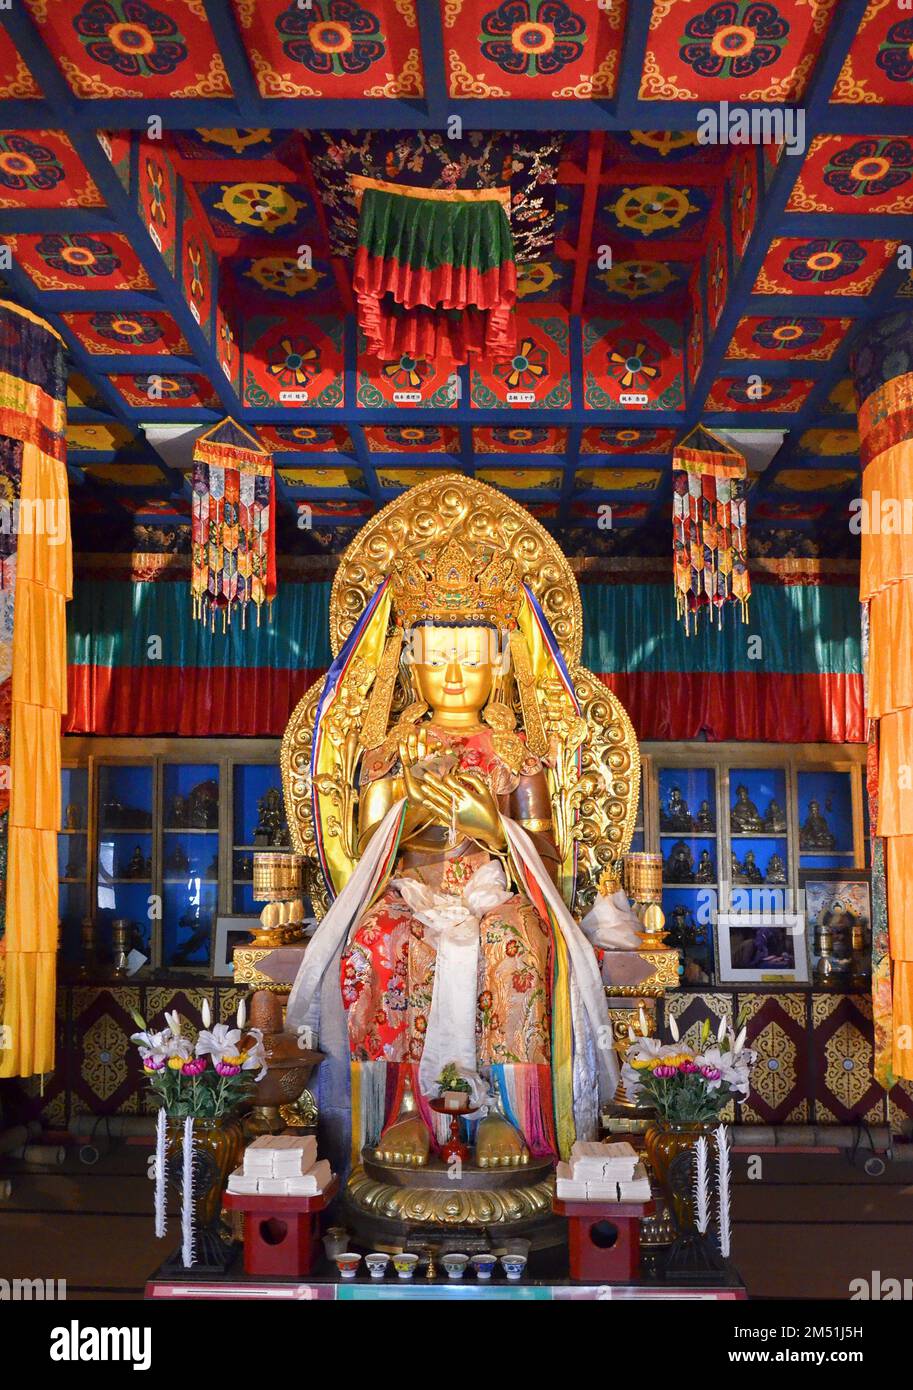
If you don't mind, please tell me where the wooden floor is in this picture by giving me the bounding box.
[1,1142,911,1299]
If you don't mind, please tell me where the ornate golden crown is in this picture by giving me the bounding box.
[389,538,523,630]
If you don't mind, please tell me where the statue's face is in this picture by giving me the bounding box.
[408,624,496,715]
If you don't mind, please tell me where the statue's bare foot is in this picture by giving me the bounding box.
[475,1112,529,1168]
[373,1114,431,1167]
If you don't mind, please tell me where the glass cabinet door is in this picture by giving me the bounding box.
[727,766,789,894]
[796,769,854,870]
[232,763,289,914]
[96,763,154,964]
[161,762,220,969]
[59,766,89,964]
[658,767,717,985]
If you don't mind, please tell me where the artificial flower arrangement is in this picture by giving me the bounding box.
[129,997,266,1268]
[130,997,266,1116]
[622,1012,756,1124]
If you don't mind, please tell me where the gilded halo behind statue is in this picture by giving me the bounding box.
[276,476,652,1233]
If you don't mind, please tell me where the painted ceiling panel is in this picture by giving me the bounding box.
[1,2,908,560]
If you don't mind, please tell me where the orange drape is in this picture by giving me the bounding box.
[859,368,913,1082]
[0,302,71,1079]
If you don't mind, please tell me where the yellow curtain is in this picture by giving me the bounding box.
[0,300,71,1079]
[856,340,913,1082]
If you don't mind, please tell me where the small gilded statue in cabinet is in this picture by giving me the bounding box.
[735,849,764,885]
[799,799,836,851]
[695,849,715,884]
[730,784,763,833]
[664,839,695,883]
[660,785,694,832]
[254,786,290,847]
[766,852,787,884]
[763,799,787,833]
[695,799,714,832]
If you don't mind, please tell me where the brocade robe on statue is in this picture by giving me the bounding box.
[340,727,555,1072]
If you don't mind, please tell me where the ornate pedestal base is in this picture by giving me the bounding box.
[344,1150,563,1253]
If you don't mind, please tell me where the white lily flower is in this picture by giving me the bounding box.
[201,998,212,1030]
[734,1025,747,1053]
[130,1028,172,1064]
[236,997,247,1031]
[240,1034,267,1081]
[164,1010,182,1038]
[669,1012,680,1042]
[196,1022,242,1065]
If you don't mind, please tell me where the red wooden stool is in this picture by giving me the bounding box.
[224,1177,339,1278]
[553,1197,654,1282]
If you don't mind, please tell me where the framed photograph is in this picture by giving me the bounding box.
[716,912,809,985]
[212,916,256,979]
[799,870,871,987]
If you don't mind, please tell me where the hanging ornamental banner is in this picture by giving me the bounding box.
[190,417,276,630]
[672,426,751,635]
[351,176,517,366]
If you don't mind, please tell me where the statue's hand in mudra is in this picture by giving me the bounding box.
[416,768,506,852]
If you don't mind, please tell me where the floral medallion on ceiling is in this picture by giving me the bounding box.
[0,130,101,208]
[754,237,899,296]
[639,0,837,103]
[477,468,563,492]
[726,315,851,361]
[179,200,215,337]
[26,0,231,98]
[832,0,913,105]
[471,309,571,410]
[231,0,423,99]
[5,231,154,290]
[705,376,815,412]
[242,315,344,409]
[137,142,178,271]
[444,0,626,99]
[575,467,665,491]
[579,427,679,454]
[61,310,190,357]
[108,372,219,409]
[788,136,913,214]
[729,148,759,267]
[363,425,460,453]
[582,316,685,410]
[357,341,457,409]
[257,425,355,454]
[474,426,568,454]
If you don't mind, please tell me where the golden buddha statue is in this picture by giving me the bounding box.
[280,476,662,1236]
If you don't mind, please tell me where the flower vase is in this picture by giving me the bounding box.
[643,1121,715,1233]
[162,1115,244,1274]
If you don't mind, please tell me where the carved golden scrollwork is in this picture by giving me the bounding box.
[346,1163,555,1225]
[328,474,583,665]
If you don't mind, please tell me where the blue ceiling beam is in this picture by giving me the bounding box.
[3,94,912,136]
[199,0,260,117]
[417,0,449,128]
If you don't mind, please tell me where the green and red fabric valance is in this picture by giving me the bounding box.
[673,426,751,634]
[190,417,276,631]
[352,176,517,365]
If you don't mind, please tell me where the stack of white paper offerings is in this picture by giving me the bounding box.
[555,1139,652,1202]
[227,1135,332,1196]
